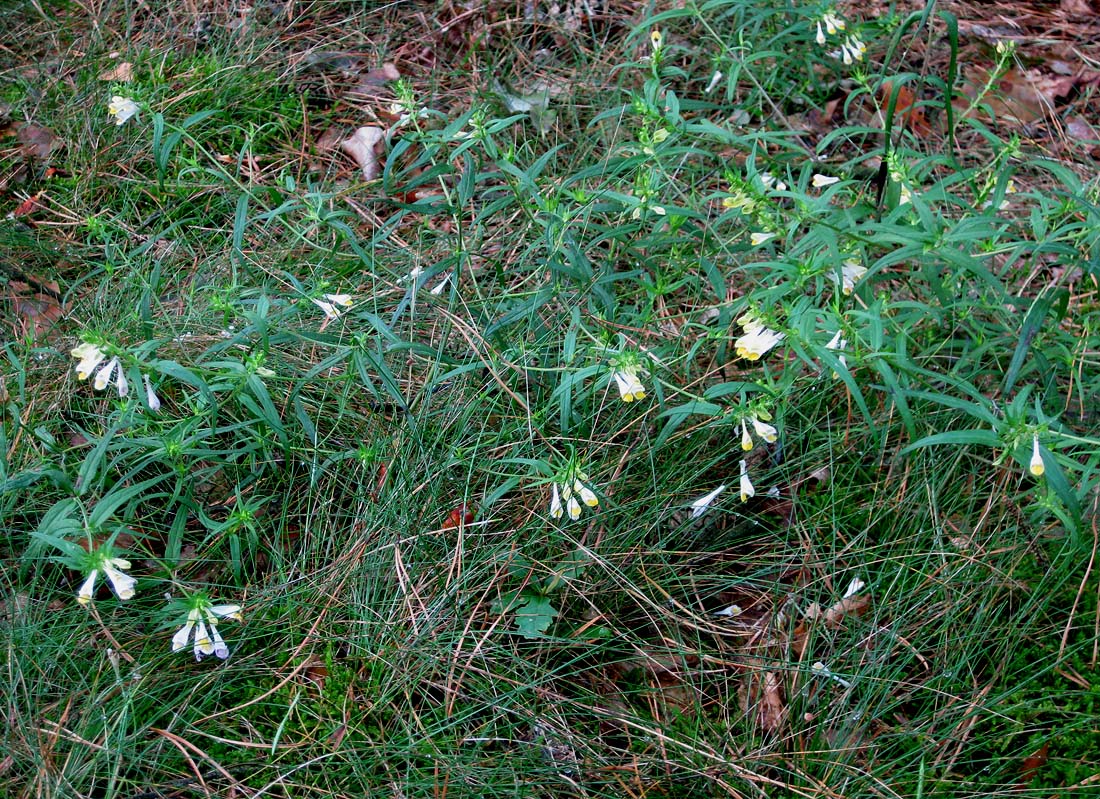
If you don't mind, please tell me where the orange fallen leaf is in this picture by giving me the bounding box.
[11,191,45,218]
[882,81,932,136]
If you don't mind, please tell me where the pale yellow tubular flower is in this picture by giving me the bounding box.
[172,608,202,653]
[76,571,98,605]
[812,173,840,188]
[752,417,778,443]
[108,96,140,125]
[573,479,598,508]
[741,418,754,451]
[750,232,776,247]
[71,342,106,380]
[735,325,784,361]
[690,485,726,519]
[550,483,564,519]
[1029,434,1045,477]
[837,259,867,295]
[739,459,755,502]
[102,558,136,600]
[143,374,161,412]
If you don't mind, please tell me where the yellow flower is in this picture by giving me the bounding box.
[650,29,663,50]
[77,556,136,604]
[750,232,776,247]
[93,357,129,398]
[741,418,754,451]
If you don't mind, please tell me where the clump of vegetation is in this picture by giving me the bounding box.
[2,1,1097,797]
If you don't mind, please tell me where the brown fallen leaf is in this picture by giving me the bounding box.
[98,61,133,82]
[341,126,385,180]
[741,670,786,733]
[16,123,60,158]
[10,191,45,219]
[882,81,932,137]
[349,62,400,95]
[1019,741,1049,785]
[957,67,1078,126]
[4,277,65,340]
[1065,116,1100,155]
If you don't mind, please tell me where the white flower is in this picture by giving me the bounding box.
[843,578,865,598]
[812,661,852,688]
[550,482,564,519]
[312,293,353,320]
[572,478,598,509]
[143,374,161,412]
[825,330,848,375]
[172,603,242,661]
[815,22,826,46]
[93,357,129,397]
[812,173,840,188]
[750,232,776,247]
[1029,434,1044,477]
[741,418,754,451]
[713,604,742,617]
[823,13,845,35]
[899,184,914,205]
[108,96,140,125]
[611,365,646,402]
[690,485,726,519]
[739,459,755,502]
[834,259,867,295]
[752,417,778,443]
[553,473,598,521]
[760,173,787,192]
[650,29,663,51]
[705,71,724,94]
[734,321,784,361]
[430,272,452,295]
[77,556,136,604]
[71,342,107,380]
[838,36,866,64]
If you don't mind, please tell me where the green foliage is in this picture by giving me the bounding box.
[1,1,1098,797]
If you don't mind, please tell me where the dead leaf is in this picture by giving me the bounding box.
[4,278,65,339]
[958,67,1077,126]
[1060,0,1098,17]
[881,81,932,137]
[821,594,871,627]
[1065,116,1100,154]
[98,62,133,82]
[742,670,786,733]
[1019,742,1049,785]
[10,191,45,219]
[341,127,385,180]
[16,123,60,158]
[350,62,400,94]
[315,127,344,152]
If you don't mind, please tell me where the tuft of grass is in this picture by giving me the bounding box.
[2,1,1098,797]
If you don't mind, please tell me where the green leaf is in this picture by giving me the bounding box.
[514,595,557,638]
[900,429,1002,456]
